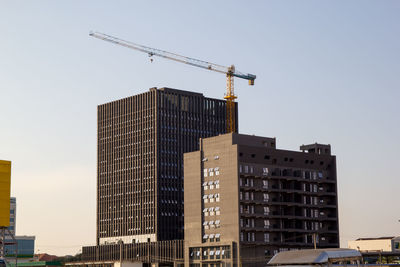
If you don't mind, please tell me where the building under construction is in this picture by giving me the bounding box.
[79,88,339,267]
[184,133,339,266]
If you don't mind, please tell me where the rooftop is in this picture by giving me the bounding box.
[268,248,362,265]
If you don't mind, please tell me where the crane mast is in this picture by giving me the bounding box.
[89,31,256,133]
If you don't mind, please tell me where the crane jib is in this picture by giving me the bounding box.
[89,31,257,133]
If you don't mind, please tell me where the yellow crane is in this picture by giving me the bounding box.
[89,32,256,133]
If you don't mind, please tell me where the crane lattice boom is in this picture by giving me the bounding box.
[89,31,256,133]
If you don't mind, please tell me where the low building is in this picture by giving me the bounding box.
[184,133,339,267]
[8,261,62,267]
[348,236,400,252]
[81,240,184,267]
[5,236,35,259]
[268,248,362,266]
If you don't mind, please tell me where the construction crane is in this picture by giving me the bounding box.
[89,31,256,133]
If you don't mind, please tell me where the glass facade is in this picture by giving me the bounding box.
[5,237,35,257]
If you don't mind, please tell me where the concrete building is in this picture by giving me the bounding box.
[83,87,235,265]
[348,236,400,253]
[184,133,339,267]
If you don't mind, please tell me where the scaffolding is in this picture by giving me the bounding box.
[0,227,18,267]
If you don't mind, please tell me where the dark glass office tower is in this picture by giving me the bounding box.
[96,87,236,245]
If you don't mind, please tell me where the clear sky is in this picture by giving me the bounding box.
[0,0,399,256]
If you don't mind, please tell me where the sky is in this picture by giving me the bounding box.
[0,0,399,256]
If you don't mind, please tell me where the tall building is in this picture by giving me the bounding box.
[97,87,235,245]
[184,133,339,267]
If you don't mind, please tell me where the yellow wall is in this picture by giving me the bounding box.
[0,160,11,227]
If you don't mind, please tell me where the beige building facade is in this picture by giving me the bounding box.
[348,237,400,252]
[184,133,339,267]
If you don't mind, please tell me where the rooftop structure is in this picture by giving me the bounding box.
[268,248,362,266]
[348,236,400,253]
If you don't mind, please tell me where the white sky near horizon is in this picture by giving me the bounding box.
[0,1,399,256]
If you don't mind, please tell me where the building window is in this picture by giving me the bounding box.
[204,169,208,177]
[264,219,270,229]
[209,207,215,216]
[209,233,215,242]
[203,208,209,216]
[215,206,220,215]
[244,165,249,173]
[263,193,269,202]
[263,167,269,175]
[264,206,270,215]
[203,249,208,259]
[209,221,215,229]
[215,180,220,189]
[214,155,219,160]
[203,181,208,190]
[264,233,270,242]
[313,171,317,180]
[263,180,268,188]
[215,233,221,242]
[239,165,243,173]
[209,249,215,259]
[250,166,254,174]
